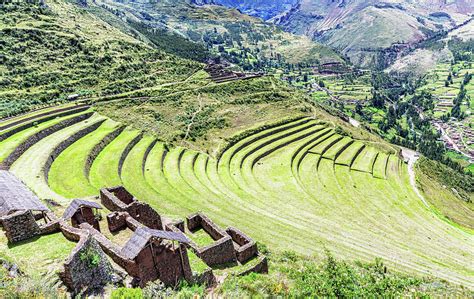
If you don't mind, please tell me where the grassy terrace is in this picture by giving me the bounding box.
[10,114,106,204]
[0,110,92,162]
[49,119,120,198]
[0,109,472,288]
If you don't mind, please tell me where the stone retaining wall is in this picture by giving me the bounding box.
[118,133,143,177]
[142,139,157,174]
[100,186,134,211]
[187,213,227,241]
[84,126,125,178]
[126,202,163,230]
[1,112,93,169]
[0,106,90,142]
[44,119,105,182]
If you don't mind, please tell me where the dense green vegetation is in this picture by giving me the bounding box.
[0,1,201,117]
[94,0,342,71]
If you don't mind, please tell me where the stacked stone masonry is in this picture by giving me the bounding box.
[60,234,115,294]
[186,212,237,266]
[1,183,267,290]
[226,227,258,264]
[0,210,40,243]
[100,186,163,230]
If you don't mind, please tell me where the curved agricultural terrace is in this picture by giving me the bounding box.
[0,105,473,287]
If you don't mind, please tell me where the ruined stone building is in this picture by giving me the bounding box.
[63,199,102,231]
[120,227,193,287]
[0,171,50,243]
[100,186,163,230]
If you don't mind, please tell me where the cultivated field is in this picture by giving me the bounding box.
[0,105,473,287]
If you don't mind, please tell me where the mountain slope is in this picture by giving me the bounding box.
[210,0,298,20]
[95,0,343,67]
[214,0,473,67]
[0,0,202,117]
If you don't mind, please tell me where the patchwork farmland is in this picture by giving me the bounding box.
[0,104,473,288]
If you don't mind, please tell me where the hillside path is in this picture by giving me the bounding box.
[401,147,429,208]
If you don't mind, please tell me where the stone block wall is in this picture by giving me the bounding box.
[1,210,40,243]
[186,213,227,240]
[226,227,258,263]
[107,212,127,233]
[197,236,236,267]
[186,213,236,266]
[60,234,115,294]
[127,202,163,230]
[135,240,192,287]
[100,187,133,211]
[101,187,163,230]
[71,208,100,232]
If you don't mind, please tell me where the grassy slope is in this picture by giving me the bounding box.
[48,119,120,198]
[0,0,202,117]
[0,0,472,295]
[95,0,342,66]
[35,112,473,287]
[416,157,474,230]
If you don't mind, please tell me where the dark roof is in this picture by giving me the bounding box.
[62,199,102,219]
[121,227,190,259]
[0,171,49,216]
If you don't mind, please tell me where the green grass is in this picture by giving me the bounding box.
[0,232,75,276]
[89,129,142,189]
[2,110,473,289]
[0,110,91,162]
[351,147,379,173]
[335,141,365,166]
[49,119,119,198]
[187,250,209,274]
[187,228,215,248]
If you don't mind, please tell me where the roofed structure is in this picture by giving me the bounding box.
[63,199,102,220]
[0,170,49,216]
[121,227,190,260]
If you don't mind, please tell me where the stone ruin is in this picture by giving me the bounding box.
[100,186,163,230]
[0,170,55,243]
[185,212,237,266]
[167,212,268,274]
[62,199,102,231]
[120,227,193,287]
[60,234,116,294]
[0,210,40,243]
[1,182,267,291]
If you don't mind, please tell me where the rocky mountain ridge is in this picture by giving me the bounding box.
[208,0,474,66]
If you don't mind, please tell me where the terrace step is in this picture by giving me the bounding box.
[10,114,105,203]
[48,119,121,198]
[0,104,89,132]
[89,129,142,189]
